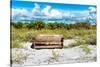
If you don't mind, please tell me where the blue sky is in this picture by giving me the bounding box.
[11,0,96,24]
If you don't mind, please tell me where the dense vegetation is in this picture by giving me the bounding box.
[11,20,96,30]
[11,20,96,48]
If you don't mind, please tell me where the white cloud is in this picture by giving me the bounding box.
[12,3,96,23]
[34,3,40,9]
[71,10,89,17]
[12,8,32,21]
[41,5,51,16]
[61,10,89,19]
[62,11,75,18]
[63,12,70,17]
[89,7,96,12]
[12,3,41,21]
[12,8,29,16]
[41,5,62,19]
[32,3,41,16]
[49,9,62,18]
[88,7,96,24]
[12,3,42,21]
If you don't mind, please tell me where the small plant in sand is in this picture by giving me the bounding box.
[11,50,28,64]
[51,50,60,61]
[80,44,91,54]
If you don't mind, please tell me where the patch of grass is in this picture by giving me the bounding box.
[11,28,96,48]
[51,50,60,61]
[11,50,27,64]
[80,44,91,54]
[63,42,79,48]
[63,45,69,48]
[11,40,23,48]
[83,34,96,45]
[63,33,96,53]
[92,56,97,61]
[76,34,96,46]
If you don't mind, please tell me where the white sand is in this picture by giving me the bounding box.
[11,41,96,67]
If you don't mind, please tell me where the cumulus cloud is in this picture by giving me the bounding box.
[11,3,41,21]
[88,7,96,24]
[32,3,41,16]
[70,10,89,17]
[11,3,96,23]
[11,8,31,21]
[41,5,51,16]
[89,7,96,12]
[49,9,62,18]
[41,5,63,19]
[12,8,29,16]
[63,12,71,17]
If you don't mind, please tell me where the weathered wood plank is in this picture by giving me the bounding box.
[31,34,64,49]
[35,46,63,49]
[33,34,64,42]
[34,42,62,44]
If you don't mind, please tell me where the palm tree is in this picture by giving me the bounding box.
[34,20,45,30]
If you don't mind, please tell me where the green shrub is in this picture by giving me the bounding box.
[63,33,96,48]
[11,40,23,48]
[81,34,96,45]
[34,20,45,30]
[23,32,37,42]
[80,44,91,54]
[26,22,34,29]
[13,22,23,29]
[11,26,96,48]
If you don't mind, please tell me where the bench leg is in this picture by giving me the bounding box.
[31,42,35,49]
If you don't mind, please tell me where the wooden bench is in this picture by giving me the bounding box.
[31,34,64,49]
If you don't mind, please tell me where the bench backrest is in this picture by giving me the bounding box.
[34,34,64,42]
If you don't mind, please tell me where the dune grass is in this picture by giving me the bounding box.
[11,28,96,48]
[11,50,28,64]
